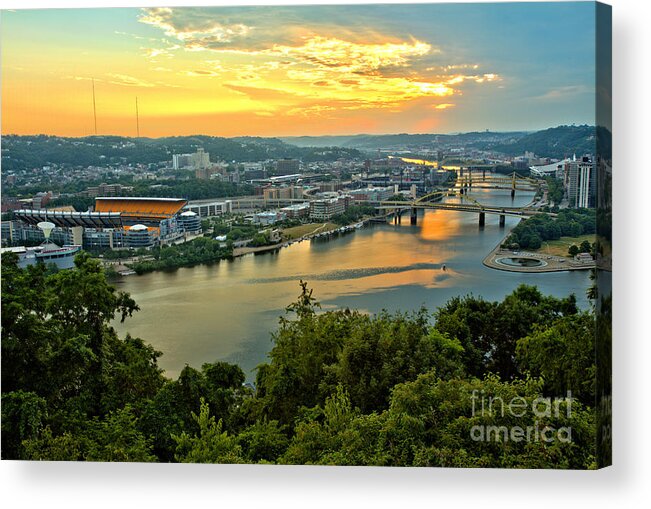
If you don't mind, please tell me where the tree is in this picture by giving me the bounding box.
[434,285,578,380]
[516,314,596,404]
[172,399,244,463]
[568,245,580,257]
[24,406,157,462]
[1,391,47,459]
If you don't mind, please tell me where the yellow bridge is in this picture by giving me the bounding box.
[378,173,545,227]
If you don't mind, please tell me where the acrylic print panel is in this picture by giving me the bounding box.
[0,1,612,468]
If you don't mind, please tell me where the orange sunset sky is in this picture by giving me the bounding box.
[1,3,596,138]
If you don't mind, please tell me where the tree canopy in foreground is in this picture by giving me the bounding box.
[1,255,598,468]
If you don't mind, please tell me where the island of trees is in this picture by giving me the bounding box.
[2,253,606,468]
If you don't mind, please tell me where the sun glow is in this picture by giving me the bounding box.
[1,6,505,136]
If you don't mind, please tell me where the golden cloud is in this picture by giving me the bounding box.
[135,8,501,120]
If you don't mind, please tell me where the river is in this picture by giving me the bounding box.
[113,186,591,380]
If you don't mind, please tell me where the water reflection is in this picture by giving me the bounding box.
[114,189,590,379]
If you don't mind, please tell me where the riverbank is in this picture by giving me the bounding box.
[233,220,367,257]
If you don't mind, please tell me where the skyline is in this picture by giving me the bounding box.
[1,2,597,137]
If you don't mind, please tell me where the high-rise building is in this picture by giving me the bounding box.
[567,156,596,208]
[173,148,211,170]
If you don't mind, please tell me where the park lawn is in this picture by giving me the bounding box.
[536,234,596,257]
[282,222,339,240]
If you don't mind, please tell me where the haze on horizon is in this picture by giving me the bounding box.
[1,3,596,138]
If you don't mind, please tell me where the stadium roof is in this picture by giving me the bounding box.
[15,209,123,228]
[95,197,187,219]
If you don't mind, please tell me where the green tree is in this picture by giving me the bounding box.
[1,391,47,459]
[24,406,157,462]
[172,399,244,463]
[516,314,596,404]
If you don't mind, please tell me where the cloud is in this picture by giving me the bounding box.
[106,73,156,88]
[267,37,433,75]
[139,7,251,47]
[534,85,590,101]
[136,6,501,119]
[180,60,224,77]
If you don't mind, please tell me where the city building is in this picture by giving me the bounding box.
[195,166,222,180]
[280,202,310,219]
[567,156,596,208]
[32,192,53,209]
[318,181,344,193]
[275,158,300,175]
[184,200,233,218]
[309,197,346,220]
[253,211,286,226]
[243,168,266,181]
[263,185,304,201]
[84,183,132,197]
[172,148,211,170]
[347,186,393,203]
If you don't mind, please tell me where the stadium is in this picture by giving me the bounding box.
[10,197,202,250]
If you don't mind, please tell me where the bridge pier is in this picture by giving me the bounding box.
[499,214,505,228]
[511,189,516,199]
[482,169,486,180]
[410,208,417,225]
[478,211,485,227]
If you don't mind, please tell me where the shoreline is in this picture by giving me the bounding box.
[233,220,367,258]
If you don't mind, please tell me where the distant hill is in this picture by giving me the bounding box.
[281,131,528,151]
[490,125,606,159]
[1,126,611,172]
[0,135,363,172]
[281,126,612,160]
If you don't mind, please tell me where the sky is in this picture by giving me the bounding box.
[0,2,597,138]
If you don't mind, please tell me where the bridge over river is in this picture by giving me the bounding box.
[378,173,547,227]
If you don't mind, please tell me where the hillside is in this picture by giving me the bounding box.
[0,135,363,172]
[281,131,527,151]
[490,125,602,159]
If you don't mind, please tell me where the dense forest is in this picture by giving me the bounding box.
[0,135,363,172]
[1,253,603,467]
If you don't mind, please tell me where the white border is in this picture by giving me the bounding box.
[2,0,650,508]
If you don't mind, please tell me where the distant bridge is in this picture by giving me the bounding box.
[378,179,547,227]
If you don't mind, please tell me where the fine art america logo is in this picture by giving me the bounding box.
[470,390,574,444]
